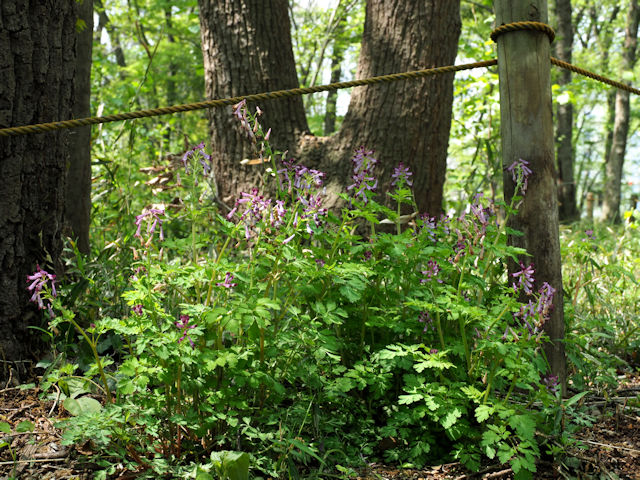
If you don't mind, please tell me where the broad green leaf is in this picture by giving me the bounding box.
[0,421,10,434]
[564,390,589,407]
[441,408,462,429]
[16,420,34,433]
[398,393,423,405]
[63,396,102,416]
[475,404,494,422]
[508,415,536,440]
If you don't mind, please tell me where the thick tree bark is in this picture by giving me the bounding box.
[602,0,639,224]
[66,0,93,255]
[0,1,79,378]
[198,0,309,204]
[553,0,579,222]
[198,0,460,216]
[335,0,461,216]
[494,1,566,393]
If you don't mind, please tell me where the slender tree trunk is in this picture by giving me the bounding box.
[494,0,566,393]
[0,1,79,378]
[66,0,93,255]
[602,0,640,223]
[95,0,127,69]
[323,40,344,135]
[334,0,461,216]
[198,0,309,204]
[553,0,579,222]
[163,5,177,150]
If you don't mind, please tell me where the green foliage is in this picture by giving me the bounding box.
[561,223,640,392]
[36,104,580,478]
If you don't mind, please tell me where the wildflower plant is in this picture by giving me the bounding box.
[39,106,577,480]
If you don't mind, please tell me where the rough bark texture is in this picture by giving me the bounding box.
[197,0,309,204]
[494,1,566,392]
[0,1,78,378]
[198,0,460,216]
[334,0,461,216]
[602,0,639,224]
[553,0,579,222]
[66,0,93,255]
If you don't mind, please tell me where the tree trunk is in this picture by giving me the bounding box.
[494,1,566,393]
[0,1,79,379]
[198,0,460,216]
[334,0,461,216]
[197,0,309,204]
[66,0,93,255]
[602,0,640,224]
[95,0,127,69]
[323,39,345,135]
[553,0,579,222]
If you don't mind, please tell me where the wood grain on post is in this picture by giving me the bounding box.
[494,1,567,393]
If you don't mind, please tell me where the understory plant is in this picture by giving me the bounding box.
[36,101,568,479]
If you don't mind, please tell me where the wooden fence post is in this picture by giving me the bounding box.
[494,1,566,393]
[586,192,594,221]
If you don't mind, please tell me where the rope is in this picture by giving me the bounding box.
[490,21,556,43]
[490,21,640,96]
[551,57,640,96]
[1,17,638,138]
[0,60,496,138]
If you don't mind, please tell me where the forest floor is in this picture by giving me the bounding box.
[1,373,639,480]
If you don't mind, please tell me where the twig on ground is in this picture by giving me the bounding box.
[454,466,513,479]
[33,446,69,460]
[581,439,640,454]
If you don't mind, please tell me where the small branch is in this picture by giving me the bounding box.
[455,466,513,480]
[0,458,66,466]
[582,439,640,454]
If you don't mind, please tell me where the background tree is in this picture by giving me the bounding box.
[553,0,580,222]
[198,0,461,216]
[66,0,94,255]
[602,0,640,223]
[197,0,309,204]
[0,1,85,378]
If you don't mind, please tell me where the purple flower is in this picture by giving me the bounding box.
[506,158,533,193]
[227,188,272,239]
[418,214,438,243]
[315,258,325,268]
[514,300,536,324]
[512,261,535,295]
[134,207,166,246]
[582,229,595,242]
[217,272,237,289]
[233,100,254,140]
[175,315,196,349]
[26,265,57,312]
[418,311,433,332]
[536,282,555,321]
[541,374,559,394]
[298,193,328,234]
[181,142,212,175]
[364,250,373,261]
[421,260,442,284]
[391,162,413,188]
[132,304,143,315]
[347,147,378,204]
[429,348,438,355]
